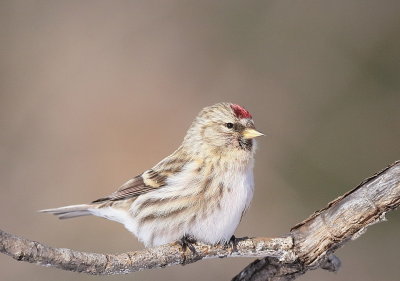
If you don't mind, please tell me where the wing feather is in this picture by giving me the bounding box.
[92,147,190,203]
[92,173,161,203]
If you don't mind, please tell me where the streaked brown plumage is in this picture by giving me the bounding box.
[41,102,263,247]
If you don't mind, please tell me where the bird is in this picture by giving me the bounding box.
[40,102,264,248]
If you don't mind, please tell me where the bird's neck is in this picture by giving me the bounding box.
[179,141,255,169]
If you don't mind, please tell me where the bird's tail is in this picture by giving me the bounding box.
[39,204,95,220]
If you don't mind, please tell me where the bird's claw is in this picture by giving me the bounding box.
[228,235,238,253]
[178,235,197,255]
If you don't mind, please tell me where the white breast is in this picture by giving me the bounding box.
[187,159,254,244]
[93,159,255,247]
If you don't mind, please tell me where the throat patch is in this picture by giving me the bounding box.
[238,138,253,150]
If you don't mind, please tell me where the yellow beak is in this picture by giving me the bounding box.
[242,128,264,139]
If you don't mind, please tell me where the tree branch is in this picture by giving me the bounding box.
[1,161,399,281]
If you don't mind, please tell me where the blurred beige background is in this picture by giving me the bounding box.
[1,1,400,281]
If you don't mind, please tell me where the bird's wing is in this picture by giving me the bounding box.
[92,147,190,203]
[92,170,166,203]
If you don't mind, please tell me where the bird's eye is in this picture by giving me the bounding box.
[226,123,234,129]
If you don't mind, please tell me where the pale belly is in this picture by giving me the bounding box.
[94,160,255,247]
[127,166,254,247]
[187,173,254,244]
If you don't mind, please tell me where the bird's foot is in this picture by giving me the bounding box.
[177,235,198,265]
[228,235,238,253]
[178,235,197,255]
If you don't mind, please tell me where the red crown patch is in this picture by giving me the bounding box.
[230,104,252,119]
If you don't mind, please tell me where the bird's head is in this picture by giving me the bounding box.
[183,103,263,157]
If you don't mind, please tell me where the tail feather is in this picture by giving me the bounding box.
[39,204,94,220]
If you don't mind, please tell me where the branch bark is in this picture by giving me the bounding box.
[1,161,399,281]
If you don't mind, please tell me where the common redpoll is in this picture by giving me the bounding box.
[41,102,263,247]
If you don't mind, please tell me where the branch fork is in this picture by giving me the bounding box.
[1,161,399,281]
